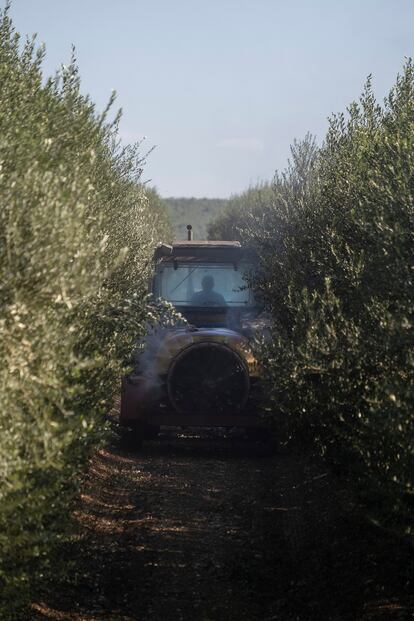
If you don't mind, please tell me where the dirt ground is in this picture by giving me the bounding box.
[32,429,413,621]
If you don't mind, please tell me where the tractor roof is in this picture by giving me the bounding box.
[172,240,241,248]
[153,240,247,264]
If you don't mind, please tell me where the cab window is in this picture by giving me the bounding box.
[155,263,255,307]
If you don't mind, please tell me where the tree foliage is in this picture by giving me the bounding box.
[207,182,275,242]
[164,196,228,240]
[0,6,170,616]
[209,70,414,538]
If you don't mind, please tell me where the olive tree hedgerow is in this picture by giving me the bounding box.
[207,183,275,242]
[0,7,170,616]
[210,68,414,538]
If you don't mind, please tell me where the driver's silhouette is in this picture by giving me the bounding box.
[191,275,226,306]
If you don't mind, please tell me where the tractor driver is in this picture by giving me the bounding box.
[191,275,226,306]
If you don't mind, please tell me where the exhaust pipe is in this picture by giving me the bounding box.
[187,224,193,241]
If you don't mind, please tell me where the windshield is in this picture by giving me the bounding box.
[154,263,255,307]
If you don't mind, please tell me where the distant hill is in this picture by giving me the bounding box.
[163,197,228,241]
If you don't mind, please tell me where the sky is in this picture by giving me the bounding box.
[7,0,414,197]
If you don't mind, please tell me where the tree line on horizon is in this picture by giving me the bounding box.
[163,196,228,240]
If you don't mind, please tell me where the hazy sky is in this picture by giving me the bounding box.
[7,0,414,197]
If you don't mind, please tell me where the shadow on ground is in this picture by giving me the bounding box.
[32,430,414,621]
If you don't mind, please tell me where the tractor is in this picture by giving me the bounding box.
[120,226,265,441]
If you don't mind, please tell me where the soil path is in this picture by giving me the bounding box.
[33,430,413,621]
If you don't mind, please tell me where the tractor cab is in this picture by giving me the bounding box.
[152,230,258,329]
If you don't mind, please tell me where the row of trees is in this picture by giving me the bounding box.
[163,196,228,240]
[0,7,170,618]
[209,67,414,539]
